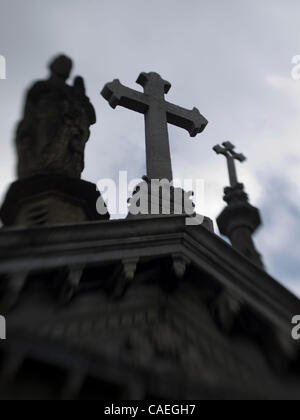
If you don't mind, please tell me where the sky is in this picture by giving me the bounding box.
[0,0,300,295]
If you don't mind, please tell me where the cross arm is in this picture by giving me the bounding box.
[213,143,246,162]
[166,102,208,137]
[232,151,246,163]
[213,144,228,157]
[222,141,246,162]
[101,79,149,114]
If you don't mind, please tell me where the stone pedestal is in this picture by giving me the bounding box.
[217,183,263,268]
[0,174,109,227]
[127,177,214,231]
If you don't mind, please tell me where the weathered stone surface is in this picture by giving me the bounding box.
[16,55,96,179]
[126,176,212,228]
[1,55,108,228]
[0,214,299,399]
[1,59,299,401]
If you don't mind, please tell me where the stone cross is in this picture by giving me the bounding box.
[213,142,246,187]
[101,72,208,181]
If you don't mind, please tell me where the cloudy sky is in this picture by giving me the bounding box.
[0,0,300,295]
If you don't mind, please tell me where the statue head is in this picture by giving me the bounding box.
[49,55,72,82]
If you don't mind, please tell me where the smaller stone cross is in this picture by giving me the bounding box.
[213,142,246,187]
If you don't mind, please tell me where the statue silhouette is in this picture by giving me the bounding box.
[16,55,96,179]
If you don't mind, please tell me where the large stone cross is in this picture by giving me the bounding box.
[101,72,208,181]
[213,142,246,187]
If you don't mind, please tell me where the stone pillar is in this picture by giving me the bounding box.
[217,183,264,269]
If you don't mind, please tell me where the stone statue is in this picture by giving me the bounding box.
[15,55,96,179]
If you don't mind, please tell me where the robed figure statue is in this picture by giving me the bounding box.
[16,55,96,179]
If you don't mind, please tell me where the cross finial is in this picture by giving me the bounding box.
[213,142,246,187]
[101,72,208,182]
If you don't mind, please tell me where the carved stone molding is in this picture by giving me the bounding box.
[172,254,191,279]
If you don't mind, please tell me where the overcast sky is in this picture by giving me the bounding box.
[0,0,300,295]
